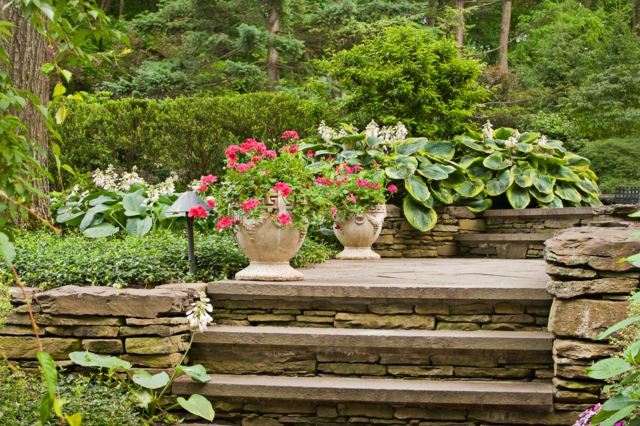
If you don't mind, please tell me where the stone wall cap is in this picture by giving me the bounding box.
[482,207,594,218]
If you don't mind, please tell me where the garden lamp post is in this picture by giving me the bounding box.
[166,191,212,275]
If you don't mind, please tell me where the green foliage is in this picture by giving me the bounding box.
[309,121,600,231]
[0,360,143,426]
[321,23,489,138]
[2,230,336,289]
[59,92,335,183]
[578,138,640,193]
[0,279,9,327]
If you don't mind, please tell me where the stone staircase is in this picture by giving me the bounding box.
[174,259,576,425]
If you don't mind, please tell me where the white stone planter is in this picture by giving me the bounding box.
[334,204,387,260]
[235,195,307,281]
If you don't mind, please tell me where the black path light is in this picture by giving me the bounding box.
[166,191,212,275]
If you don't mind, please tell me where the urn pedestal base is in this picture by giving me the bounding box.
[235,261,304,281]
[336,247,381,260]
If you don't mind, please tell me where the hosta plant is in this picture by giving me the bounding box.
[303,121,601,232]
[51,166,180,238]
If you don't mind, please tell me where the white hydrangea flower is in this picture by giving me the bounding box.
[482,121,494,140]
[365,120,380,138]
[186,292,214,332]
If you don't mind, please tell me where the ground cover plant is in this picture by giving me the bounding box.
[0,230,336,290]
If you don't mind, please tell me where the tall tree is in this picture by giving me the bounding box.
[497,0,512,74]
[633,0,639,33]
[0,1,51,219]
[455,0,464,49]
[266,0,283,89]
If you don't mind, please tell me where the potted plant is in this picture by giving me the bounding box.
[315,162,394,259]
[196,132,330,281]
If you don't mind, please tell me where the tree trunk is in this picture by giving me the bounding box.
[582,0,592,8]
[497,0,512,75]
[266,0,282,90]
[428,0,438,26]
[119,0,125,18]
[0,2,51,220]
[633,0,639,33]
[455,0,464,50]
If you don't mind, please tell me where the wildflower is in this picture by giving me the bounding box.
[281,130,299,140]
[242,198,261,212]
[347,193,357,203]
[307,150,314,158]
[273,182,292,197]
[205,196,216,208]
[215,216,235,231]
[387,184,398,193]
[186,292,213,332]
[277,212,293,225]
[188,206,208,219]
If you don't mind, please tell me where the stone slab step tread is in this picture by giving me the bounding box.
[196,325,553,351]
[455,233,552,242]
[173,374,553,408]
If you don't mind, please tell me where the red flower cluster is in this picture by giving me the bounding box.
[197,174,218,192]
[277,212,293,225]
[283,144,299,154]
[281,130,299,140]
[242,198,261,212]
[387,184,398,193]
[215,216,235,232]
[315,177,333,186]
[347,193,357,203]
[224,138,277,172]
[205,196,216,208]
[188,205,208,219]
[273,182,292,197]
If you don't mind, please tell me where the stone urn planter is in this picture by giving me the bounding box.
[334,204,386,260]
[235,194,307,281]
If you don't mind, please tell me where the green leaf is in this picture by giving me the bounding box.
[512,165,534,188]
[88,195,116,206]
[586,357,632,380]
[599,402,637,426]
[529,187,555,204]
[506,185,531,209]
[550,165,580,182]
[518,132,540,143]
[424,140,455,160]
[41,63,55,74]
[0,232,16,266]
[467,159,492,181]
[576,179,599,195]
[39,3,55,20]
[597,315,640,339]
[69,351,131,370]
[82,223,119,238]
[37,352,58,400]
[404,176,431,202]
[494,127,515,140]
[176,364,211,383]
[403,196,437,232]
[177,394,215,421]
[132,370,170,390]
[431,183,454,204]
[384,156,418,179]
[39,394,53,425]
[482,152,511,170]
[126,216,153,238]
[460,139,489,153]
[79,204,111,232]
[54,105,68,124]
[61,69,72,83]
[53,82,66,97]
[466,198,492,213]
[122,190,146,216]
[532,174,555,194]
[486,169,513,196]
[396,138,427,155]
[65,413,82,426]
[134,389,153,409]
[542,197,564,208]
[554,185,582,203]
[565,153,591,167]
[417,163,454,180]
[452,179,484,198]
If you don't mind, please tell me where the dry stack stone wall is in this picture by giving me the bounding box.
[545,227,640,411]
[374,204,640,259]
[1,283,204,368]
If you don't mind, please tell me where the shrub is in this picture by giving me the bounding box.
[578,138,640,193]
[0,361,143,426]
[321,23,489,138]
[59,92,336,183]
[1,230,337,289]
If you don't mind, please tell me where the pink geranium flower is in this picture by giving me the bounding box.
[205,196,216,208]
[201,174,218,185]
[242,198,261,212]
[277,212,293,225]
[387,184,398,193]
[347,193,357,203]
[273,182,292,197]
[315,177,332,186]
[281,130,299,140]
[307,150,314,158]
[188,206,208,219]
[215,216,235,231]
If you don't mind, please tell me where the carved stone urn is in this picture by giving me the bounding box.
[334,204,386,260]
[235,192,307,281]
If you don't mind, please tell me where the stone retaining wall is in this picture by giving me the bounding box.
[212,299,550,331]
[374,204,640,259]
[0,284,204,368]
[544,227,640,411]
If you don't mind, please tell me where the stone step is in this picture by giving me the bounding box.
[209,259,552,328]
[190,326,553,379]
[173,374,554,410]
